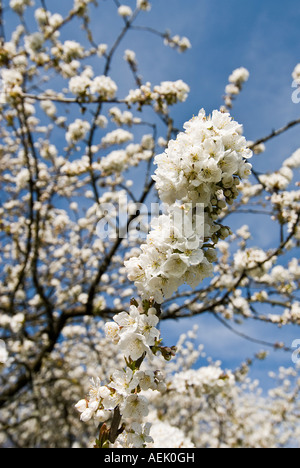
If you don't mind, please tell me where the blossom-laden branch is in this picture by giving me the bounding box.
[76,299,174,447]
[76,109,254,447]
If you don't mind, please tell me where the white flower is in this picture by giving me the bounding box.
[110,368,139,396]
[124,49,137,64]
[99,149,128,174]
[284,149,300,169]
[259,167,292,191]
[109,107,135,126]
[136,370,156,391]
[164,35,192,53]
[229,67,250,85]
[119,332,151,361]
[97,44,108,57]
[59,60,80,79]
[10,0,33,14]
[24,32,44,55]
[69,75,91,96]
[147,276,180,303]
[78,293,88,304]
[62,40,84,61]
[75,399,88,413]
[113,305,140,337]
[81,408,95,422]
[75,395,103,423]
[101,129,133,147]
[138,314,160,346]
[16,168,30,190]
[234,248,274,278]
[77,377,123,415]
[137,0,151,11]
[88,377,103,401]
[40,100,57,118]
[95,115,108,128]
[75,400,95,422]
[148,419,194,448]
[153,79,190,104]
[127,422,153,447]
[74,0,94,11]
[118,5,133,17]
[90,76,117,99]
[121,394,149,420]
[10,313,25,333]
[238,161,252,179]
[97,385,111,400]
[66,119,90,144]
[200,158,223,183]
[1,69,23,87]
[102,391,123,411]
[162,253,189,278]
[125,82,152,106]
[94,409,111,424]
[223,68,249,109]
[225,84,240,95]
[49,13,63,29]
[104,321,120,344]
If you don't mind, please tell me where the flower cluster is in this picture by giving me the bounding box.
[35,8,63,33]
[147,416,194,448]
[223,67,250,110]
[171,366,235,397]
[118,5,133,18]
[123,49,136,66]
[153,80,190,106]
[258,148,299,191]
[234,247,275,279]
[9,0,33,14]
[164,34,192,53]
[90,76,118,99]
[24,32,44,59]
[66,119,91,144]
[99,139,153,175]
[101,129,134,148]
[76,304,168,447]
[153,109,252,207]
[125,79,190,112]
[69,73,117,100]
[145,335,300,449]
[109,107,141,127]
[125,204,216,303]
[74,0,94,12]
[284,148,300,169]
[125,109,252,303]
[0,68,24,103]
[271,190,300,240]
[105,304,160,360]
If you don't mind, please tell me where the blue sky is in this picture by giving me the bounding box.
[4,0,300,389]
[116,0,300,388]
